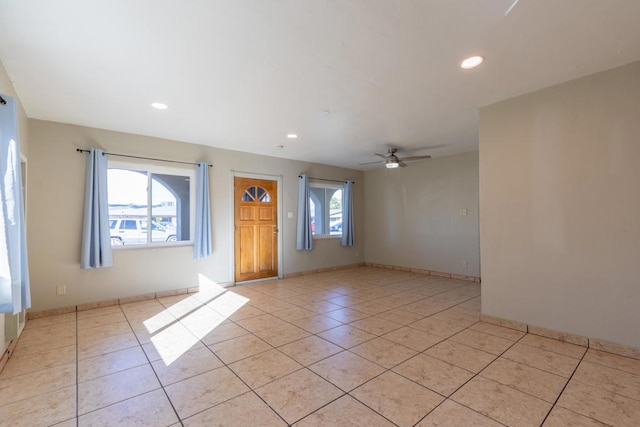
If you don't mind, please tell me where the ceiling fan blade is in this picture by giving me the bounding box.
[399,161,408,168]
[400,155,431,162]
[374,152,388,159]
[358,160,385,165]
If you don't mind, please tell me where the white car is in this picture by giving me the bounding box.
[109,218,176,245]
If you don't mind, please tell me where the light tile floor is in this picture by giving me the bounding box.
[2,267,640,426]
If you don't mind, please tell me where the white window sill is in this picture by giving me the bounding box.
[112,242,193,251]
[312,234,342,240]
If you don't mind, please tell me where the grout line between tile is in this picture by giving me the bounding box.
[123,306,183,425]
[538,347,589,426]
[412,317,527,426]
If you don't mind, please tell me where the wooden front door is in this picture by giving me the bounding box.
[234,177,278,282]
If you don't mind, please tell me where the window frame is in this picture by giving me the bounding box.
[107,160,196,249]
[309,181,343,239]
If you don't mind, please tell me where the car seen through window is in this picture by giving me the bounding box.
[109,217,176,246]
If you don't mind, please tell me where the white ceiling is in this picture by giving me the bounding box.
[1,1,640,170]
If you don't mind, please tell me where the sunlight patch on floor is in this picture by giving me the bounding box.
[147,277,249,365]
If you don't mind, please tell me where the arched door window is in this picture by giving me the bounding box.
[241,185,271,203]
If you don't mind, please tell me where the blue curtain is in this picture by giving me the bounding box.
[341,180,355,247]
[0,94,31,314]
[296,174,313,250]
[194,162,212,258]
[80,148,113,269]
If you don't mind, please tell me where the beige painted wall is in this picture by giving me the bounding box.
[363,151,480,277]
[480,60,640,348]
[27,120,363,311]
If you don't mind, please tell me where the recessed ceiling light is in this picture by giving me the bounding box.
[460,56,484,69]
[151,102,168,110]
[286,133,298,139]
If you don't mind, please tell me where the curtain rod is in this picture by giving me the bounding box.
[299,175,354,184]
[76,148,212,167]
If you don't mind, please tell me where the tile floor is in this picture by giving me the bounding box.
[1,267,640,426]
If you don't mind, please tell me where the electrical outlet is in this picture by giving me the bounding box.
[462,261,468,269]
[459,209,468,216]
[56,285,66,296]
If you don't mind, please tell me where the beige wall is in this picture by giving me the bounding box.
[363,151,480,277]
[27,120,363,311]
[480,60,640,348]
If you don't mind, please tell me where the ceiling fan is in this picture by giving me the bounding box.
[359,148,431,169]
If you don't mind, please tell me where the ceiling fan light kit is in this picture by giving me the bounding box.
[386,161,399,169]
[360,147,431,169]
[460,55,484,69]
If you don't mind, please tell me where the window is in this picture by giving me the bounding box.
[242,185,271,202]
[107,162,195,247]
[309,182,342,237]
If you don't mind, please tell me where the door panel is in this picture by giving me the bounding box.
[259,226,273,271]
[259,207,272,221]
[239,226,255,274]
[234,177,278,282]
[240,206,254,220]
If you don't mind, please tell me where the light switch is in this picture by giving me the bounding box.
[287,211,294,219]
